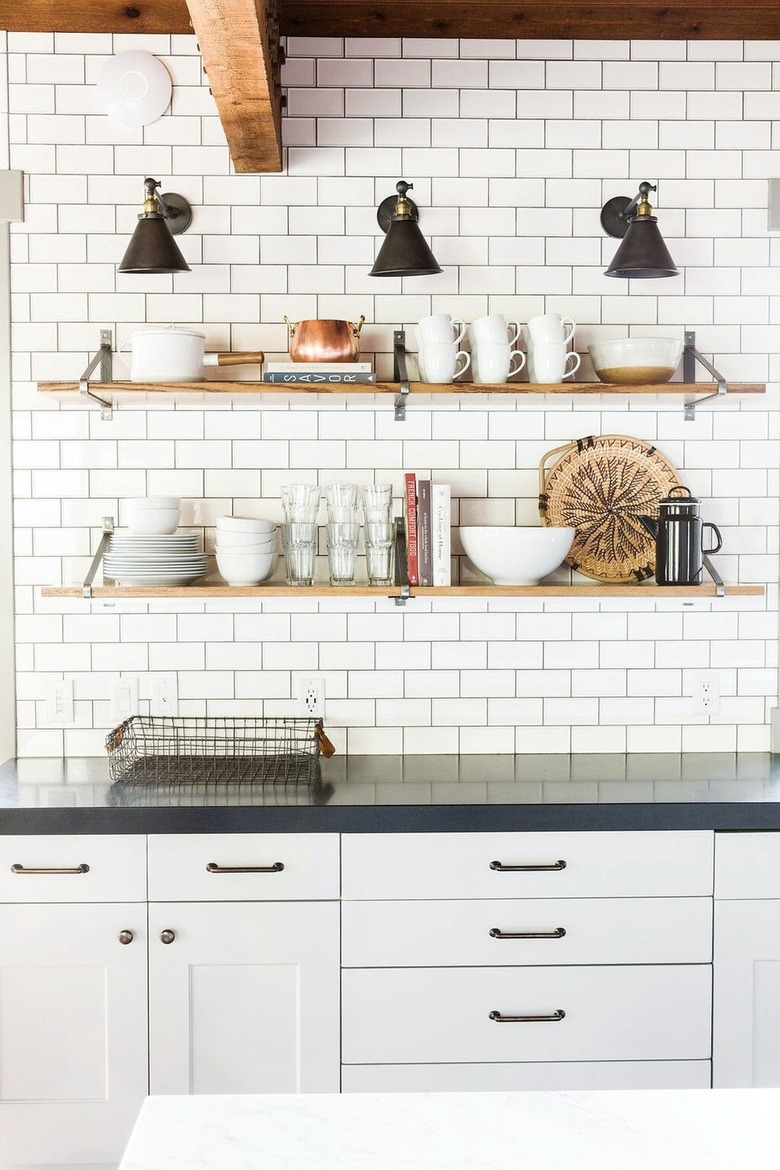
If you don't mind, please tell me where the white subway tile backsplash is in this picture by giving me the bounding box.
[4,35,777,754]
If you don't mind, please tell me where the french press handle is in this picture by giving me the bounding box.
[703,522,723,555]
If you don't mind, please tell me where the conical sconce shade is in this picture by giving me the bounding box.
[370,180,442,278]
[118,214,191,274]
[604,215,678,279]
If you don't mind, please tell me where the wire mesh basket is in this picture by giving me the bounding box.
[105,715,331,787]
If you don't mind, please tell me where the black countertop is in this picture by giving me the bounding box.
[1,753,780,832]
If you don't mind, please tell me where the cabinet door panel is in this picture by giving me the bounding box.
[714,899,780,1086]
[343,897,712,967]
[342,1061,712,1093]
[342,831,714,900]
[0,904,148,1166]
[715,833,780,898]
[149,902,339,1095]
[343,965,712,1065]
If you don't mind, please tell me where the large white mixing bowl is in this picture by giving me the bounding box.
[459,526,576,586]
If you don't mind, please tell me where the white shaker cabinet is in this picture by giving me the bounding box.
[0,835,148,1168]
[713,832,780,1087]
[147,834,341,1096]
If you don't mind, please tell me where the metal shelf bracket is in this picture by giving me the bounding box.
[683,330,728,420]
[393,329,411,421]
[82,516,114,599]
[79,329,114,420]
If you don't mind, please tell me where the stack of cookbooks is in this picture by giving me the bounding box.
[403,473,452,587]
[262,361,376,384]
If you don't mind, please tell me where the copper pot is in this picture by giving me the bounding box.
[284,315,365,363]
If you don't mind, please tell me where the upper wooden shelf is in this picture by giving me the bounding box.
[41,584,764,600]
[37,380,766,397]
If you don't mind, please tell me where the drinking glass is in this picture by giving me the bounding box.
[282,521,317,586]
[364,520,397,586]
[326,521,360,586]
[360,484,394,523]
[281,484,320,524]
[325,483,359,511]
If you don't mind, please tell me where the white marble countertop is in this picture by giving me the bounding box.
[119,1089,776,1170]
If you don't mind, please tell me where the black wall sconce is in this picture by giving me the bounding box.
[118,177,192,274]
[369,180,442,278]
[601,181,678,279]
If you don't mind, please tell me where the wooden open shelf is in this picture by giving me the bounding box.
[37,380,766,397]
[41,584,765,599]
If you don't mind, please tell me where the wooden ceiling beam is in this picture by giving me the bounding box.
[184,0,283,173]
[5,0,780,38]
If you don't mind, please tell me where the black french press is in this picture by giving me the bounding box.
[643,486,723,586]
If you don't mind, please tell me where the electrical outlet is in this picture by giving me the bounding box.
[691,671,721,716]
[297,676,325,719]
[111,677,139,725]
[45,678,74,725]
[151,675,179,717]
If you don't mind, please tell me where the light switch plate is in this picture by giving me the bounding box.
[111,677,139,725]
[0,171,24,223]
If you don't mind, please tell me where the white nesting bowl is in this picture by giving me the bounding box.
[215,529,277,549]
[459,526,576,586]
[216,542,276,557]
[588,337,683,385]
[216,515,276,535]
[126,509,180,536]
[215,549,275,586]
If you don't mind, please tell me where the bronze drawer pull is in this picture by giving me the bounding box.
[489,927,566,940]
[11,863,90,875]
[206,861,284,874]
[489,859,567,872]
[489,1009,566,1023]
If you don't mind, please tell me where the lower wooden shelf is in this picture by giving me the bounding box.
[41,584,765,599]
[37,380,767,396]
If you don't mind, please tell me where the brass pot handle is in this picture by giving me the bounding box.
[489,1009,566,1023]
[284,315,296,338]
[352,315,365,336]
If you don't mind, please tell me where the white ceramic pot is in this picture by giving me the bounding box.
[120,326,264,383]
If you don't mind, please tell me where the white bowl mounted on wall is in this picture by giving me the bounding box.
[96,52,172,127]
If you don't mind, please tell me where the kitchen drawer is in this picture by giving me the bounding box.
[342,1060,711,1093]
[342,965,711,1065]
[342,897,712,967]
[0,834,146,902]
[715,832,780,899]
[147,833,339,901]
[342,831,714,900]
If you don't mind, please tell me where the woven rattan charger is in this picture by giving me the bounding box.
[539,434,683,583]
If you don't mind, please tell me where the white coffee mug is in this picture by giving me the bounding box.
[528,343,581,383]
[418,313,466,347]
[470,314,521,347]
[527,312,576,346]
[472,341,526,384]
[422,342,471,383]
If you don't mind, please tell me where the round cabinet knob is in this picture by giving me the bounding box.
[118,929,134,945]
[159,929,176,945]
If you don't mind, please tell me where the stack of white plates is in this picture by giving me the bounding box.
[104,532,208,587]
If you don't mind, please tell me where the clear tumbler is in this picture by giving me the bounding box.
[326,520,360,586]
[364,519,396,586]
[282,521,317,586]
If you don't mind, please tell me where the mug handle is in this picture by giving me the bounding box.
[562,351,581,380]
[451,318,466,346]
[703,522,723,555]
[453,350,471,381]
[560,317,576,345]
[506,320,521,347]
[508,349,526,377]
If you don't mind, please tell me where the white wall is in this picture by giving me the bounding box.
[4,31,779,756]
[0,30,16,763]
